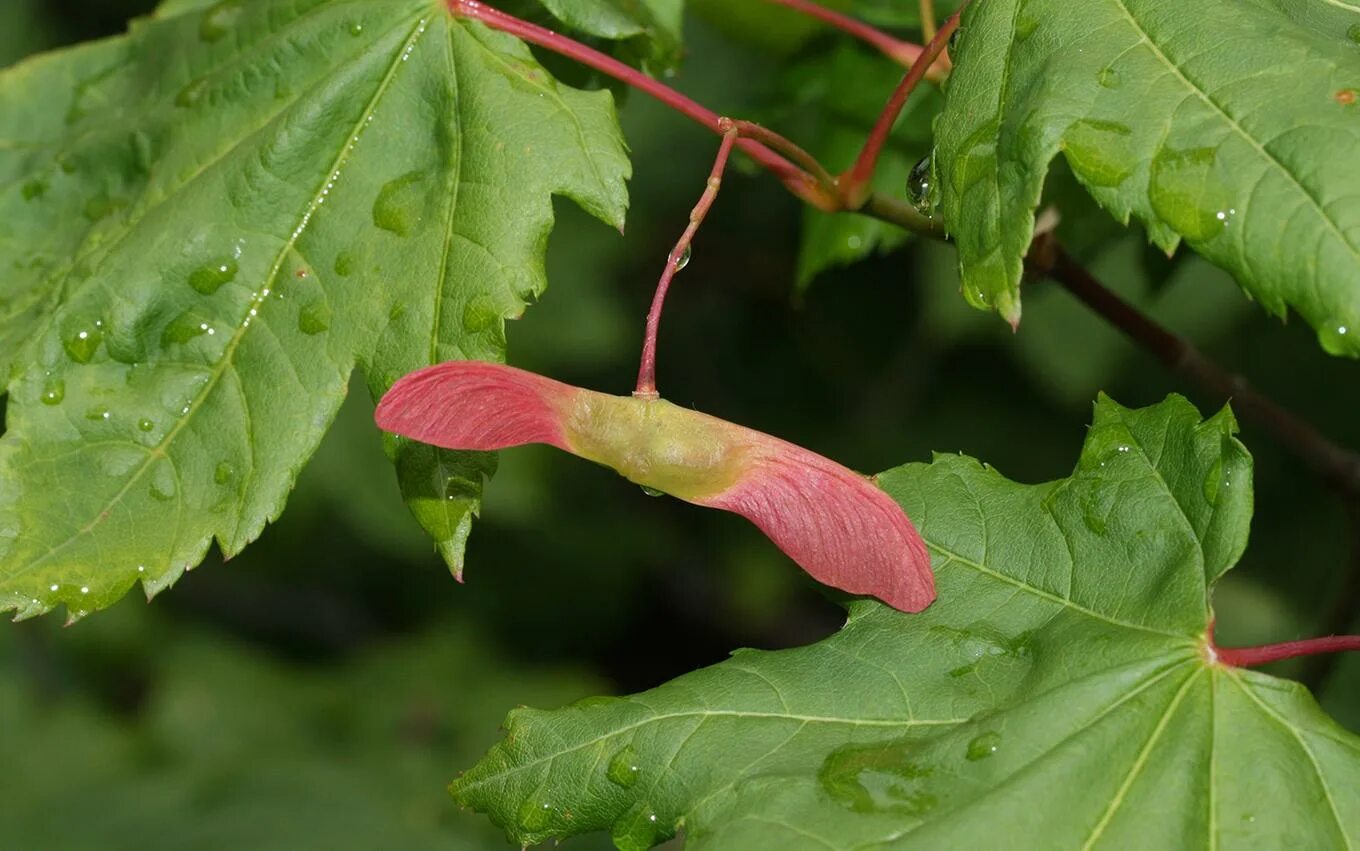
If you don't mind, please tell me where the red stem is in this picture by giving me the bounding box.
[447,0,837,210]
[635,123,741,398]
[1216,635,1360,668]
[839,5,964,208]
[762,0,943,74]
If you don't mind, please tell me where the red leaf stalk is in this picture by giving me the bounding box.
[635,121,740,399]
[446,0,836,209]
[762,0,947,76]
[1216,635,1360,668]
[839,4,964,208]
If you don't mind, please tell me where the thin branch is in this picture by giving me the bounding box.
[447,0,838,209]
[1035,242,1360,499]
[839,5,964,208]
[635,123,740,398]
[1216,635,1360,668]
[761,0,946,77]
[1299,501,1360,690]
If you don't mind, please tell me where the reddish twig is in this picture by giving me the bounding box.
[839,4,964,208]
[635,122,741,398]
[447,0,838,209]
[761,0,946,77]
[1216,635,1360,668]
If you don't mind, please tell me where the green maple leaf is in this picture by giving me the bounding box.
[0,0,630,620]
[934,0,1360,357]
[529,0,684,73]
[452,395,1360,849]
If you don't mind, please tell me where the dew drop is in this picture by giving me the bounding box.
[607,745,641,787]
[138,417,155,432]
[200,0,243,42]
[516,794,553,833]
[85,405,111,421]
[1081,499,1107,535]
[1014,15,1038,40]
[21,178,48,201]
[966,731,1001,761]
[372,171,427,236]
[215,461,236,485]
[610,801,660,851]
[672,245,691,271]
[906,153,933,212]
[349,22,365,36]
[176,76,209,108]
[1203,458,1224,506]
[298,301,332,335]
[1064,119,1134,188]
[80,586,90,594]
[40,377,65,405]
[162,311,210,345]
[49,584,59,592]
[64,323,103,363]
[1097,67,1120,89]
[333,251,356,277]
[1148,146,1230,241]
[149,463,178,502]
[189,258,239,295]
[639,486,665,498]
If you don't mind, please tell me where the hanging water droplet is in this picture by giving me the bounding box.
[906,153,934,212]
[607,745,641,787]
[40,376,65,405]
[1318,320,1354,356]
[966,731,1001,761]
[639,486,665,498]
[672,245,691,271]
[189,258,239,294]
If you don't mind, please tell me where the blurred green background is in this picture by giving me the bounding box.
[2,0,1358,847]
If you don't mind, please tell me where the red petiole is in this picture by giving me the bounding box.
[1214,633,1360,668]
[446,0,838,209]
[635,121,740,398]
[838,5,964,208]
[762,0,948,76]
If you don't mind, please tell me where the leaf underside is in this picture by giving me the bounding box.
[935,0,1360,357]
[0,0,629,620]
[452,395,1360,849]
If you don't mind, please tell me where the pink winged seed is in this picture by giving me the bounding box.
[375,361,935,613]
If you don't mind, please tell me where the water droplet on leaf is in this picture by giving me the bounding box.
[21,178,47,201]
[372,171,426,236]
[516,794,553,833]
[176,77,208,108]
[149,461,178,502]
[64,323,103,363]
[200,0,244,43]
[162,311,210,345]
[1349,23,1360,44]
[85,405,111,421]
[189,258,239,295]
[1097,67,1120,89]
[40,377,65,405]
[349,22,365,36]
[298,301,332,335]
[966,731,1001,761]
[1063,119,1134,187]
[138,417,155,432]
[611,801,660,851]
[607,745,641,787]
[334,251,356,277]
[639,486,665,498]
[673,245,691,271]
[1148,146,1230,241]
[215,461,236,484]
